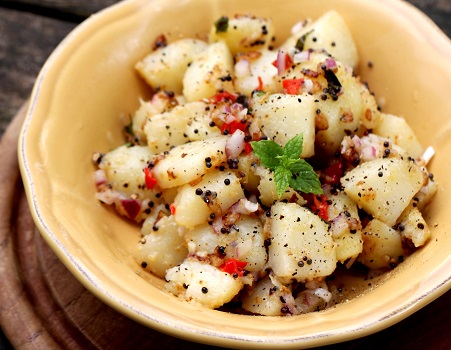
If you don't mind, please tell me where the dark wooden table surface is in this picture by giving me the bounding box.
[0,0,450,349]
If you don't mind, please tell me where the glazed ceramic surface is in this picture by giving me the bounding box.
[19,0,451,348]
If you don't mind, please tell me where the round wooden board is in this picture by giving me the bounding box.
[1,104,450,350]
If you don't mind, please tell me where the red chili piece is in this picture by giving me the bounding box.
[312,194,329,221]
[220,258,247,277]
[257,76,264,91]
[170,204,176,216]
[282,78,303,95]
[324,162,343,185]
[244,142,253,155]
[220,120,247,134]
[144,168,157,189]
[209,91,237,104]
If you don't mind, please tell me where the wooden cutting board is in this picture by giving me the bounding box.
[0,104,450,350]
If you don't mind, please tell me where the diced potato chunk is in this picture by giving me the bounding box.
[281,11,358,69]
[335,232,363,263]
[359,219,405,269]
[241,276,288,316]
[251,93,316,158]
[359,82,381,130]
[134,215,187,278]
[225,216,267,272]
[185,223,232,256]
[152,136,228,188]
[327,192,363,262]
[183,41,234,102]
[135,38,208,94]
[209,15,275,56]
[373,113,423,159]
[396,204,431,247]
[145,101,218,153]
[173,170,244,229]
[341,157,424,226]
[165,258,243,308]
[268,202,337,282]
[99,145,154,200]
[132,92,180,143]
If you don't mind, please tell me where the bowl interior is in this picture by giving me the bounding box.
[19,0,451,348]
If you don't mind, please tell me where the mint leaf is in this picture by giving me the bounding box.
[283,133,303,159]
[274,166,291,197]
[251,140,283,170]
[251,133,322,197]
[283,158,305,173]
[289,162,322,195]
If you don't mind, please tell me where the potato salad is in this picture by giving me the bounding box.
[93,11,437,315]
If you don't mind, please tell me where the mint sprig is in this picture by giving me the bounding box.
[251,134,322,197]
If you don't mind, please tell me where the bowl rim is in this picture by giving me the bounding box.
[18,0,451,348]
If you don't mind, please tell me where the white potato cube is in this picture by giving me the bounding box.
[359,82,381,130]
[173,170,245,229]
[134,215,187,279]
[152,136,228,188]
[396,204,431,247]
[251,93,316,158]
[268,202,337,282]
[359,219,405,269]
[135,38,208,94]
[209,15,275,56]
[241,276,289,316]
[185,223,232,256]
[225,216,267,272]
[341,157,424,226]
[327,192,363,262]
[281,11,358,69]
[145,101,218,153]
[183,41,234,102]
[165,258,243,309]
[335,231,363,263]
[132,92,180,143]
[373,113,424,159]
[99,145,154,200]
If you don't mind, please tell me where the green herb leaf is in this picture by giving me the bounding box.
[251,140,283,170]
[283,133,303,159]
[288,162,322,195]
[295,29,314,51]
[283,158,305,173]
[274,166,291,197]
[215,16,229,33]
[251,133,322,197]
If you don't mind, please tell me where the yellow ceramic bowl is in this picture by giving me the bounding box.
[18,0,451,348]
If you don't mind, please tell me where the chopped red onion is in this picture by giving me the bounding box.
[235,59,251,77]
[293,50,310,63]
[325,58,337,70]
[95,189,118,205]
[225,129,245,159]
[229,198,258,215]
[276,50,285,76]
[94,169,107,186]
